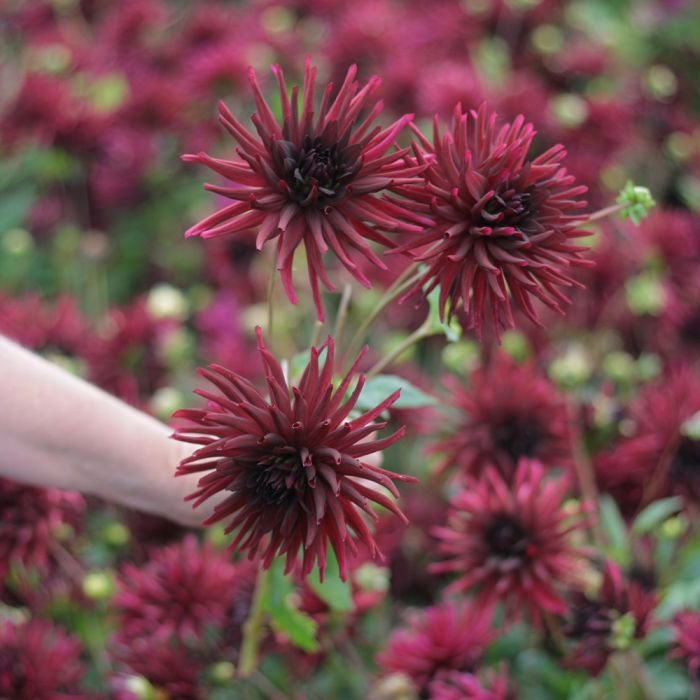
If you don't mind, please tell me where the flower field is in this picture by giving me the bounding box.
[1,0,700,698]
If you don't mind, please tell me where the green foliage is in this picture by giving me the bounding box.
[356,374,437,411]
[307,549,354,613]
[265,559,320,653]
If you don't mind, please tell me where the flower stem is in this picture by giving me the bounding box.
[342,262,423,368]
[238,566,271,678]
[333,284,353,345]
[586,202,624,224]
[267,269,276,341]
[365,317,432,379]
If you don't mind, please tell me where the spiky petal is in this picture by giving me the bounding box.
[390,104,591,339]
[173,327,415,580]
[183,59,427,321]
[432,458,590,620]
[376,599,495,693]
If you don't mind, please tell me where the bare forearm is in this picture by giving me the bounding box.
[0,334,207,526]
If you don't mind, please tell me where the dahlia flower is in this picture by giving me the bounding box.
[113,535,240,644]
[428,667,511,700]
[183,59,426,320]
[594,367,700,516]
[0,477,84,579]
[671,610,700,677]
[376,599,495,692]
[431,353,572,480]
[432,459,590,619]
[174,328,414,580]
[0,619,85,700]
[111,640,203,700]
[390,104,590,339]
[563,561,656,675]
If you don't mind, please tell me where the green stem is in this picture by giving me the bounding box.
[267,269,276,341]
[365,318,432,380]
[333,284,353,345]
[237,566,271,678]
[342,262,423,368]
[587,202,624,224]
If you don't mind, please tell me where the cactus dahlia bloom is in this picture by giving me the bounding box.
[173,328,414,580]
[432,459,590,619]
[428,667,512,700]
[183,59,427,321]
[0,619,85,700]
[431,353,572,480]
[113,535,240,645]
[671,610,700,677]
[390,104,590,339]
[0,478,84,579]
[376,599,495,692]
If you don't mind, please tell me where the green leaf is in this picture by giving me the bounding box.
[426,287,462,342]
[0,186,36,233]
[355,374,437,411]
[265,560,319,653]
[307,549,354,613]
[632,496,683,536]
[599,495,630,565]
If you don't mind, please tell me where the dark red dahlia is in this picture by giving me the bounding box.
[432,459,590,619]
[110,640,204,700]
[594,367,700,516]
[390,104,590,338]
[431,353,572,480]
[376,599,495,693]
[0,619,85,700]
[671,610,700,678]
[0,477,84,580]
[173,328,414,580]
[86,298,171,407]
[182,59,426,320]
[428,667,511,700]
[113,535,239,645]
[563,561,657,676]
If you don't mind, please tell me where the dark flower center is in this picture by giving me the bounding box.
[670,436,700,482]
[485,514,529,558]
[248,454,307,506]
[491,416,542,463]
[565,600,612,640]
[477,186,533,232]
[274,134,360,207]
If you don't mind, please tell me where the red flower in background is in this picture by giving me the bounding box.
[113,535,240,645]
[174,328,414,580]
[0,478,84,580]
[431,353,572,480]
[428,667,512,700]
[432,459,590,619]
[183,58,427,320]
[377,599,495,693]
[390,104,590,339]
[563,561,657,675]
[0,619,86,700]
[671,610,700,678]
[594,367,700,516]
[110,641,204,700]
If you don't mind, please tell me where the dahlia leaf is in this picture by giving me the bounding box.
[599,495,630,566]
[307,549,354,613]
[266,559,320,652]
[632,496,683,536]
[356,375,437,411]
[427,287,462,342]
